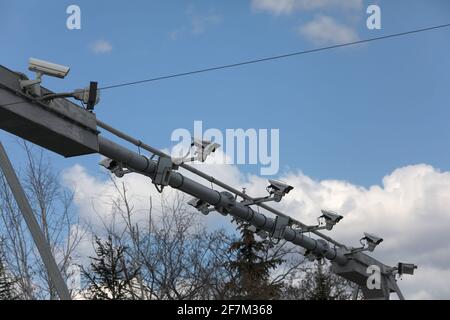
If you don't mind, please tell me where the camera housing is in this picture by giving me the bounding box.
[362,232,383,252]
[267,180,293,202]
[192,138,220,162]
[173,138,220,164]
[29,58,70,79]
[19,58,71,96]
[187,197,211,215]
[320,209,343,230]
[99,158,127,178]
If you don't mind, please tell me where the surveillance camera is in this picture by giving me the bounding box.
[99,158,126,178]
[268,180,293,194]
[192,138,221,162]
[192,138,212,149]
[99,158,116,170]
[187,197,211,215]
[320,209,343,230]
[187,197,202,208]
[363,232,383,245]
[397,263,417,276]
[174,139,221,164]
[29,58,70,79]
[247,225,269,240]
[267,180,293,202]
[362,232,383,252]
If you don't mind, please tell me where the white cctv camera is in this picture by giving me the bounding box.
[20,58,71,96]
[29,58,70,79]
[192,138,221,162]
[267,180,293,202]
[301,210,343,233]
[187,197,211,215]
[361,232,383,252]
[99,158,115,170]
[99,158,128,178]
[320,209,343,230]
[174,138,221,164]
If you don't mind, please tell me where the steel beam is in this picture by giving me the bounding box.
[0,65,99,157]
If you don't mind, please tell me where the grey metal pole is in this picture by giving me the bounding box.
[0,142,71,300]
[98,136,349,265]
[389,276,405,300]
[352,286,360,300]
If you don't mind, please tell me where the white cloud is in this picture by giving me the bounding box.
[298,15,359,45]
[272,164,450,299]
[62,153,237,233]
[90,39,113,54]
[399,266,450,300]
[191,14,222,34]
[169,11,222,40]
[251,0,363,15]
[62,160,450,299]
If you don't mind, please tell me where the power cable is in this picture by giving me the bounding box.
[98,23,450,91]
[1,23,450,108]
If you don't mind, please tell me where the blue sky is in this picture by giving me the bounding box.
[1,0,450,187]
[2,0,450,299]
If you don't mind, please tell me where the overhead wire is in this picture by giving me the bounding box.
[1,22,450,109]
[98,23,450,91]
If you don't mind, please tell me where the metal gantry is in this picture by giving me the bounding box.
[0,61,416,300]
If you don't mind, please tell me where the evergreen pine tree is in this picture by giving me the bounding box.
[0,244,15,300]
[299,260,354,300]
[226,220,284,299]
[82,236,139,300]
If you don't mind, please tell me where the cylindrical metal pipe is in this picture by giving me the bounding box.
[96,119,345,248]
[98,136,348,265]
